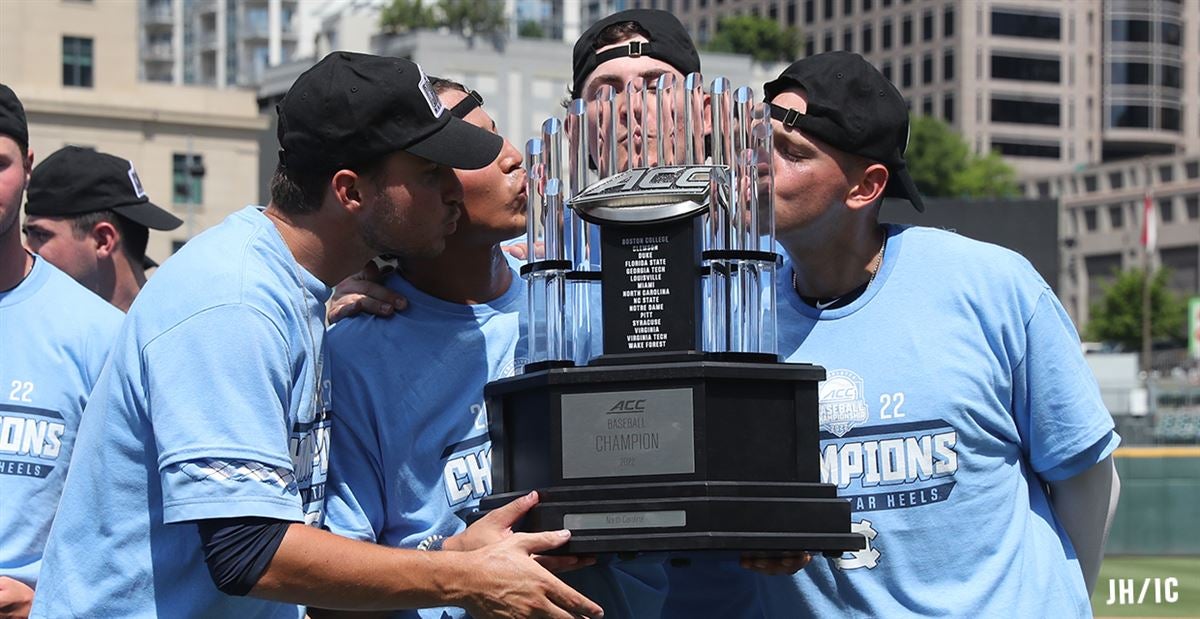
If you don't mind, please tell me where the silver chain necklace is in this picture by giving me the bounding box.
[793,231,886,307]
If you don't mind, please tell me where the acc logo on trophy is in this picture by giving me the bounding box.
[819,369,870,437]
[569,165,728,224]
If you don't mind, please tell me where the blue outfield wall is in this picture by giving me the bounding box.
[1105,449,1200,556]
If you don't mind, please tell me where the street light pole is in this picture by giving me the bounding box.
[1141,161,1154,376]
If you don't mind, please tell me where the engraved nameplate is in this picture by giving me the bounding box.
[560,387,695,479]
[563,510,688,530]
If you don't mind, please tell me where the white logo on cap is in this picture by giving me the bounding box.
[127,161,147,199]
[416,64,445,118]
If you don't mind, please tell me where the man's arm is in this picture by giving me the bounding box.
[328,259,406,323]
[0,576,34,619]
[253,525,601,619]
[1048,455,1121,596]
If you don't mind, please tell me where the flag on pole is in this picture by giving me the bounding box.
[1141,190,1156,252]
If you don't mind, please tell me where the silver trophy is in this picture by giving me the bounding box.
[483,75,863,557]
[523,74,778,366]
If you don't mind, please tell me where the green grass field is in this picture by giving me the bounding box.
[1092,556,1200,617]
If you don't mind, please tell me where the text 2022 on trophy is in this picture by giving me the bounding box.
[478,68,865,555]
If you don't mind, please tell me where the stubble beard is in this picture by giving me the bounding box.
[359,188,444,261]
[0,197,22,246]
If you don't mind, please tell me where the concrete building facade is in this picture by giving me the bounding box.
[1,0,268,265]
[138,0,301,87]
[651,0,1199,178]
[258,30,787,202]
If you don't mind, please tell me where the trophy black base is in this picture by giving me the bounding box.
[478,481,865,555]
[481,360,866,555]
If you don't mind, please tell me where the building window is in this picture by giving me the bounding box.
[1108,171,1123,190]
[921,96,933,116]
[806,39,815,57]
[1186,196,1199,220]
[1083,207,1097,231]
[1160,198,1174,223]
[922,54,933,84]
[1110,62,1151,85]
[824,0,833,20]
[902,58,912,87]
[943,49,954,80]
[943,5,954,37]
[1110,20,1152,42]
[902,15,912,45]
[991,140,1061,159]
[788,1,798,25]
[863,0,872,10]
[1159,164,1174,183]
[991,97,1060,126]
[804,0,813,24]
[173,153,204,204]
[1108,205,1124,229]
[1162,65,1181,89]
[1109,105,1151,128]
[1161,107,1180,131]
[1185,161,1199,179]
[1084,175,1098,192]
[922,11,933,40]
[824,30,833,52]
[991,9,1061,40]
[992,54,1060,82]
[1162,22,1181,46]
[943,92,954,123]
[882,61,893,81]
[1037,181,1051,197]
[62,36,94,88]
[882,19,893,49]
[863,24,874,54]
[843,0,852,16]
[844,27,853,51]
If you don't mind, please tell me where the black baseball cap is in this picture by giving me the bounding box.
[277,52,502,173]
[764,51,924,211]
[0,84,28,149]
[25,146,184,231]
[571,9,701,98]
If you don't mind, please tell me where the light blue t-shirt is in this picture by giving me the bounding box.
[752,224,1119,618]
[31,206,332,619]
[0,256,122,587]
[324,270,665,619]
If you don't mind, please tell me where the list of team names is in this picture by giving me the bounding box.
[620,234,671,350]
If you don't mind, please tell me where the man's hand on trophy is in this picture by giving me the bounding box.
[739,551,812,576]
[327,258,406,323]
[456,529,605,619]
[500,241,545,261]
[444,490,596,573]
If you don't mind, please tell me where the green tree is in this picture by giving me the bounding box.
[379,0,436,33]
[905,116,1019,198]
[1085,268,1187,350]
[437,0,507,45]
[517,19,545,39]
[703,16,801,63]
[953,151,1019,198]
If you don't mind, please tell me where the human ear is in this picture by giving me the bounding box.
[846,163,888,210]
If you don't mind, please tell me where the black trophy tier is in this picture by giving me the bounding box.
[480,165,865,555]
